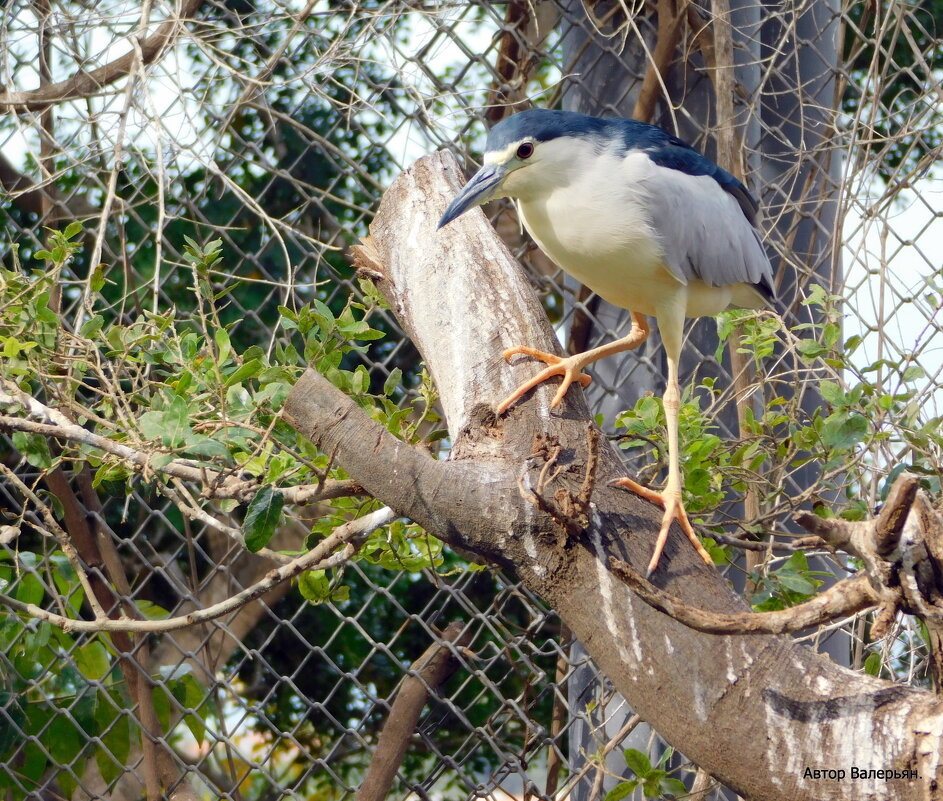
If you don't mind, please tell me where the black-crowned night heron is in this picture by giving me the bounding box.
[438,109,774,575]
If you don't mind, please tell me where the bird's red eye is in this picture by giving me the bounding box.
[516,142,535,159]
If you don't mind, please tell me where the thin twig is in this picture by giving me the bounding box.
[0,462,108,620]
[0,507,396,633]
[0,386,361,504]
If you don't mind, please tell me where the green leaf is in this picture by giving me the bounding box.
[11,431,53,470]
[182,433,232,462]
[383,367,403,397]
[312,299,335,330]
[863,652,882,676]
[777,572,816,595]
[244,485,284,552]
[636,396,661,429]
[298,569,330,603]
[0,692,24,757]
[623,748,653,777]
[351,365,369,395]
[822,321,841,348]
[642,769,669,797]
[796,339,827,359]
[74,641,111,681]
[93,459,132,487]
[79,314,105,338]
[151,684,172,731]
[603,781,637,801]
[63,221,83,240]
[139,395,191,447]
[214,328,232,365]
[90,262,106,293]
[821,412,868,450]
[3,336,37,358]
[20,739,48,788]
[170,673,207,746]
[784,551,810,572]
[45,716,83,769]
[96,696,132,785]
[659,776,689,798]
[819,381,845,407]
[135,600,170,620]
[224,358,264,387]
[15,571,43,606]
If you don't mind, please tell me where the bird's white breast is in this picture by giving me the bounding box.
[514,146,683,318]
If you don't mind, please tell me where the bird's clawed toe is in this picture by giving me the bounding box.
[496,348,593,415]
[612,477,714,575]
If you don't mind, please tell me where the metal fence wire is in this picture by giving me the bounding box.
[0,1,941,799]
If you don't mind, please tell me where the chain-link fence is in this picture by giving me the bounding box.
[0,1,941,799]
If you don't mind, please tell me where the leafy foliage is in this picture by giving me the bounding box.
[0,227,453,797]
[603,747,688,800]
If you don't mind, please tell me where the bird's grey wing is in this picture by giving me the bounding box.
[641,164,773,294]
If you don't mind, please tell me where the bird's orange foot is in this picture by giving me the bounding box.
[612,476,714,576]
[496,346,592,415]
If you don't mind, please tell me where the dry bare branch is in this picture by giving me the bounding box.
[609,556,879,634]
[0,0,204,112]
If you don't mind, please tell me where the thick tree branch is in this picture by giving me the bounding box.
[356,621,471,801]
[633,0,688,123]
[0,151,99,220]
[796,475,943,645]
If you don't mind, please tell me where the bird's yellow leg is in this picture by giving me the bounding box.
[613,353,714,575]
[497,312,650,415]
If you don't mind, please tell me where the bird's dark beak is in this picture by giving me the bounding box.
[437,163,508,229]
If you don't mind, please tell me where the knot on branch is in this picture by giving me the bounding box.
[795,473,943,640]
[517,425,600,545]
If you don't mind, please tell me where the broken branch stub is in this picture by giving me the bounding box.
[795,473,943,647]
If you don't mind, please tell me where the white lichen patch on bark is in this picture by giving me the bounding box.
[724,637,738,684]
[692,678,709,722]
[591,521,635,665]
[915,705,943,797]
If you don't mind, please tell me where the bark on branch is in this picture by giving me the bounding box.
[794,476,943,684]
[283,151,943,801]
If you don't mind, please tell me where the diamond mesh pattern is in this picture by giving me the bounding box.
[1,1,940,799]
